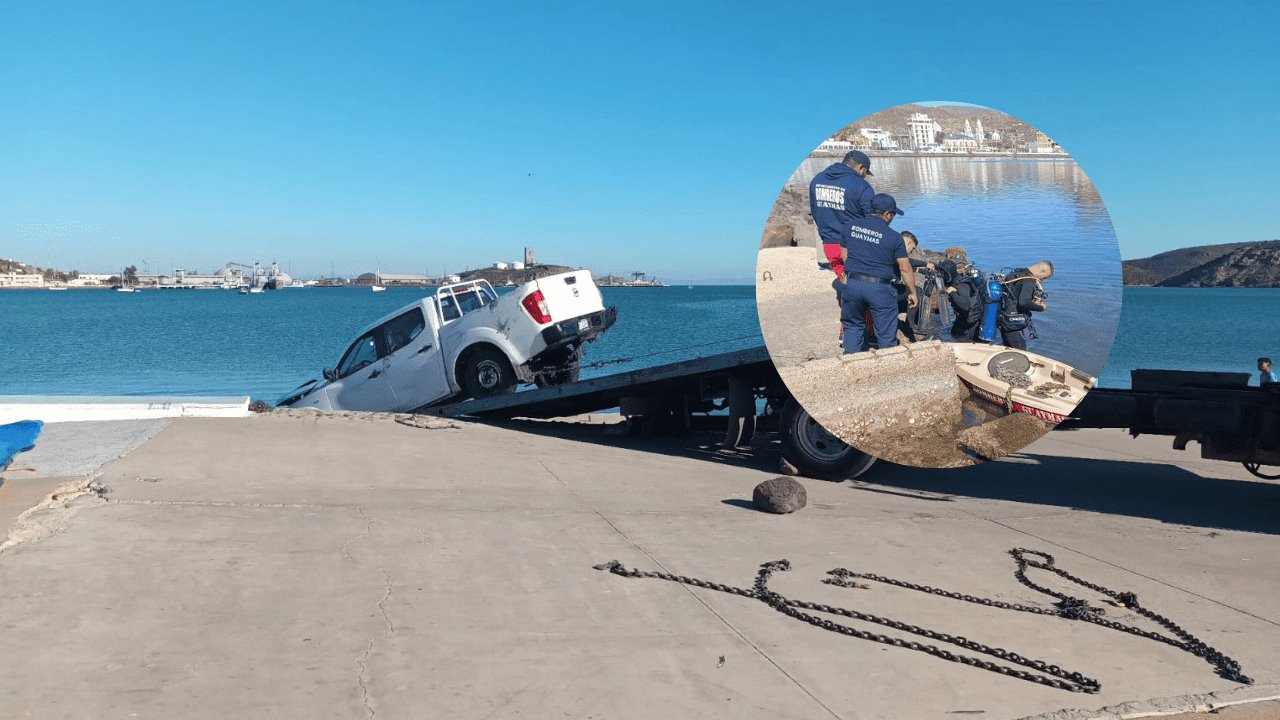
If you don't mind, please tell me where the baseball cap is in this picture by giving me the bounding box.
[870,193,904,216]
[842,150,874,175]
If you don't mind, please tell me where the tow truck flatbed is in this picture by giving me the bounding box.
[422,345,775,420]
[419,345,1280,480]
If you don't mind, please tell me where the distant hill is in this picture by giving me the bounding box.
[1123,241,1280,287]
[353,264,577,287]
[458,264,577,286]
[831,103,1041,150]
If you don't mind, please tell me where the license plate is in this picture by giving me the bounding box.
[578,318,590,332]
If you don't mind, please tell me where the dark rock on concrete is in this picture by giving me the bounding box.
[753,476,807,514]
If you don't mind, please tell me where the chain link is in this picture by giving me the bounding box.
[593,547,1252,693]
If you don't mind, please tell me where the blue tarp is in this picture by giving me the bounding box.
[0,420,43,470]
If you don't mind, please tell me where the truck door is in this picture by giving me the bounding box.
[329,331,397,411]
[379,304,450,410]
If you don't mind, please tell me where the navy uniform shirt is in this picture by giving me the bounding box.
[808,162,874,244]
[841,214,907,280]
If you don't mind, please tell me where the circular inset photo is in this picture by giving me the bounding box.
[757,102,1122,468]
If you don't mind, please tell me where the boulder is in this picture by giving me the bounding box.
[752,476,807,514]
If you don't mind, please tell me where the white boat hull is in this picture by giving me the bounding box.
[952,344,1095,424]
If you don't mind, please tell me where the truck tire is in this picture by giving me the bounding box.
[462,347,517,398]
[778,397,876,480]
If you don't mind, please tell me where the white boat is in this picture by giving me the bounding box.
[116,268,136,292]
[249,287,264,294]
[47,286,68,291]
[952,343,1096,424]
[371,285,385,292]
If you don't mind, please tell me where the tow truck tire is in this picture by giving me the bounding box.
[778,397,876,481]
[462,347,517,398]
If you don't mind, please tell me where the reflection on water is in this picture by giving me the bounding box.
[788,156,1123,376]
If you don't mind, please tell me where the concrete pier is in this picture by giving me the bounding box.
[1,413,1279,719]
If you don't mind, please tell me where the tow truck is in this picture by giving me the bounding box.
[421,348,1280,481]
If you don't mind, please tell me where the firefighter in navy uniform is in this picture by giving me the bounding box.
[809,149,875,278]
[810,150,875,341]
[839,193,918,353]
[998,261,1054,350]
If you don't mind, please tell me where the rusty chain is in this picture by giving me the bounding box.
[594,547,1252,693]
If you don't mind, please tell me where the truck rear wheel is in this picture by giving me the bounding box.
[462,348,517,398]
[779,397,876,480]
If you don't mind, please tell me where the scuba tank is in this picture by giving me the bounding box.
[978,272,1004,343]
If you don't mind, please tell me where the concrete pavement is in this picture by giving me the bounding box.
[1,413,1279,719]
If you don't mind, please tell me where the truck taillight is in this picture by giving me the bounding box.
[521,290,552,324]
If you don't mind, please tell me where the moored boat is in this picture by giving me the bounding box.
[952,343,1095,424]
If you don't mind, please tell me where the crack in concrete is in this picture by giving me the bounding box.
[112,498,357,510]
[341,505,371,566]
[341,505,396,720]
[355,638,377,719]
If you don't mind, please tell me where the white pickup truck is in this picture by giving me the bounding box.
[278,271,617,412]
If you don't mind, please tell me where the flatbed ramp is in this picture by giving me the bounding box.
[423,346,775,419]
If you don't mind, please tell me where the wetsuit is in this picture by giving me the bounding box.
[999,268,1045,350]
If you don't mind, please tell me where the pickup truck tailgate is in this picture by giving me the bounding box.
[536,270,605,321]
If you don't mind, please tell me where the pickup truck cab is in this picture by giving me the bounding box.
[278,271,617,412]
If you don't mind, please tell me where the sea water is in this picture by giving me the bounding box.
[1,285,1276,398]
[0,285,761,399]
[791,156,1124,376]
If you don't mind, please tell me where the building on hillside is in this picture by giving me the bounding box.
[975,119,986,149]
[942,134,978,151]
[815,138,853,154]
[858,127,898,149]
[0,272,44,287]
[907,113,935,149]
[1029,131,1063,153]
[493,262,509,270]
[524,247,535,266]
[511,261,525,270]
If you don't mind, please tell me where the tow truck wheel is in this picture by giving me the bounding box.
[462,348,517,398]
[779,397,876,480]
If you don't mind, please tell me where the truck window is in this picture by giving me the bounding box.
[382,308,426,355]
[439,294,461,322]
[456,289,483,314]
[337,334,380,378]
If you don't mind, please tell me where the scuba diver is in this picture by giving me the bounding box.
[896,231,939,341]
[937,249,984,341]
[997,261,1054,349]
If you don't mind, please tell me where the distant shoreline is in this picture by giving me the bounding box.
[809,151,1072,160]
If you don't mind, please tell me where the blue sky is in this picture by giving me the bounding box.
[2,1,1278,283]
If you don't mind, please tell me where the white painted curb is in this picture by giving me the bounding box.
[0,396,251,424]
